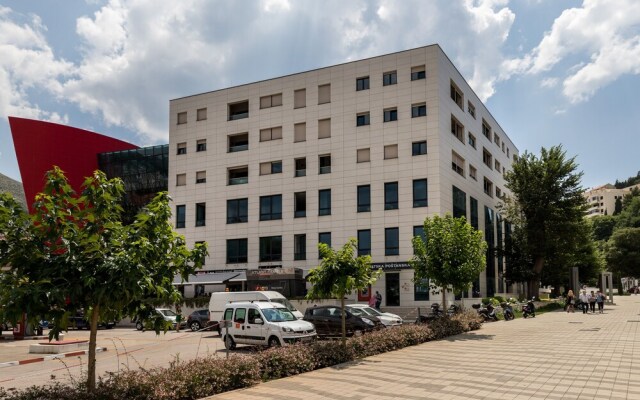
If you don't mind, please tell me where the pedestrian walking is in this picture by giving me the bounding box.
[589,290,596,313]
[566,289,575,313]
[368,292,376,308]
[596,290,605,313]
[175,305,182,332]
[579,290,589,314]
[375,291,382,310]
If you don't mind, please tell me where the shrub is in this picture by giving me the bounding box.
[256,345,315,380]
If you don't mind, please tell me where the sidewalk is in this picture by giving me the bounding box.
[208,296,640,400]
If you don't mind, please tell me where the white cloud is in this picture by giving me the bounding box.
[540,77,558,88]
[504,0,640,103]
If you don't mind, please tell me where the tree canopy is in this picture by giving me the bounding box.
[410,214,486,308]
[306,238,380,345]
[606,228,640,278]
[501,145,587,298]
[0,167,207,393]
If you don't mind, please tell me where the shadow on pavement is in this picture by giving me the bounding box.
[443,333,495,342]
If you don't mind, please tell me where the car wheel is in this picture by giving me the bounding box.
[353,329,364,337]
[190,321,201,332]
[136,321,144,331]
[268,336,281,347]
[224,335,236,350]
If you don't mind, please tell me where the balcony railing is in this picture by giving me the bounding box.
[229,144,249,153]
[228,112,249,121]
[295,169,306,177]
[319,166,331,174]
[229,177,248,185]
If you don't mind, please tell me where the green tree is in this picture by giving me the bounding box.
[605,228,640,278]
[501,145,587,298]
[590,215,617,242]
[617,195,640,229]
[613,197,623,215]
[0,168,207,393]
[306,238,381,346]
[410,214,486,309]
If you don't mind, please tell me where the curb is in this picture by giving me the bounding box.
[0,347,107,368]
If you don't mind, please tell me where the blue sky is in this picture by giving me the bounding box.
[1,0,638,189]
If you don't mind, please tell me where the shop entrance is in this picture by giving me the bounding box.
[385,273,400,306]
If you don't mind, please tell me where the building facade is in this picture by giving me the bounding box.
[169,45,518,307]
[584,184,639,217]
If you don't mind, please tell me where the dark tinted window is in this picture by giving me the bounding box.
[176,205,186,228]
[413,179,428,207]
[319,189,331,216]
[385,182,399,210]
[227,198,248,224]
[385,227,399,256]
[260,236,282,262]
[358,229,371,256]
[357,185,371,212]
[260,195,282,221]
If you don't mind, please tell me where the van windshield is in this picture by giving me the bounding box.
[270,298,298,313]
[261,308,297,322]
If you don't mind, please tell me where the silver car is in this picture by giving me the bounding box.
[346,304,403,327]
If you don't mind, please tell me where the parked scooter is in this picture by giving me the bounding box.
[447,304,461,317]
[472,303,499,322]
[415,303,444,324]
[500,302,515,321]
[522,297,536,318]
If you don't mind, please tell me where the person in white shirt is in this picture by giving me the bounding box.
[579,290,589,314]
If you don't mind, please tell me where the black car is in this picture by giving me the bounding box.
[68,311,115,330]
[303,305,383,337]
[186,309,210,332]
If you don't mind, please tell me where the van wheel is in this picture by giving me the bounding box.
[135,321,143,331]
[190,321,201,332]
[268,336,281,347]
[224,335,236,350]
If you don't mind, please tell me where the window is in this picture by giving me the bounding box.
[260,161,282,175]
[483,177,494,197]
[411,65,426,81]
[260,195,282,221]
[319,189,331,216]
[494,133,501,147]
[450,81,463,109]
[357,148,370,163]
[453,186,467,219]
[318,84,331,104]
[468,133,476,149]
[227,198,248,224]
[177,112,187,125]
[383,108,398,122]
[318,232,331,258]
[385,182,399,210]
[228,100,249,121]
[195,203,206,227]
[451,115,464,142]
[496,187,503,199]
[294,234,306,260]
[259,93,282,109]
[357,229,371,256]
[482,120,492,140]
[294,89,306,109]
[467,101,476,118]
[470,197,479,230]
[196,170,206,183]
[228,166,248,185]
[452,151,465,177]
[196,108,207,121]
[469,165,477,181]
[227,239,248,263]
[176,205,185,228]
[384,144,398,160]
[177,142,187,155]
[494,159,501,172]
[259,236,282,262]
[357,185,371,213]
[356,112,370,126]
[483,148,493,169]
[413,225,426,255]
[385,227,399,256]
[507,147,510,158]
[176,173,186,186]
[260,126,283,142]
[412,103,427,118]
[414,272,429,301]
[383,71,397,86]
[318,118,331,139]
[319,154,331,174]
[294,157,306,177]
[412,141,427,156]
[294,122,306,142]
[228,133,249,152]
[196,139,207,152]
[356,76,370,91]
[413,179,428,207]
[294,192,306,218]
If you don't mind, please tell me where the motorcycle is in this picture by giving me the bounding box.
[500,302,515,321]
[415,303,445,324]
[447,304,461,317]
[522,298,536,318]
[472,303,499,322]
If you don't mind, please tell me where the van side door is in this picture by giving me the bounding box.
[232,307,247,342]
[245,307,266,345]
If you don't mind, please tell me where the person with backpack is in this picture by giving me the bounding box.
[596,290,605,313]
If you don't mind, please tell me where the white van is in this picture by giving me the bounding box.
[220,302,316,349]
[209,291,302,331]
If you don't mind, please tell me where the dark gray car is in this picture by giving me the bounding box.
[186,309,210,331]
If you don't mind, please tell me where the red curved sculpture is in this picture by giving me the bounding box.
[9,117,138,212]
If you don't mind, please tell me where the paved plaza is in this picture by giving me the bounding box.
[209,296,640,400]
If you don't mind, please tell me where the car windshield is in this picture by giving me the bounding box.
[346,307,365,316]
[261,307,297,322]
[158,309,176,317]
[270,298,299,313]
[361,307,383,316]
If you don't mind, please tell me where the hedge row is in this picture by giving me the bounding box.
[0,312,481,400]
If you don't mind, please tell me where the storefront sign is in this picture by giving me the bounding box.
[371,262,412,271]
[246,267,303,280]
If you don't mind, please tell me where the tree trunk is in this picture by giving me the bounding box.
[441,288,447,311]
[87,304,100,393]
[340,297,346,348]
[528,256,545,299]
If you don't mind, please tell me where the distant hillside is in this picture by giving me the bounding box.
[614,171,640,189]
[0,173,27,209]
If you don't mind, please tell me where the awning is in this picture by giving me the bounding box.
[173,271,245,285]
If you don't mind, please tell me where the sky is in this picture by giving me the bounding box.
[0,0,639,189]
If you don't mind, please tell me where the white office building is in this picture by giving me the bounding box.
[169,44,518,307]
